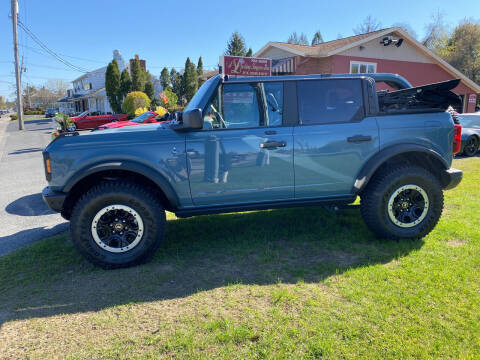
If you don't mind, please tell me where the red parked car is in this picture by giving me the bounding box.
[96,111,166,130]
[68,110,127,130]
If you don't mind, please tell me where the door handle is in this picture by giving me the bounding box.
[260,141,286,149]
[347,135,372,143]
[264,130,277,135]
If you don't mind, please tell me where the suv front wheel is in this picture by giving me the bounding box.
[360,166,444,240]
[70,181,166,268]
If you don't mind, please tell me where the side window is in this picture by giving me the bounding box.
[263,82,283,127]
[203,83,262,130]
[298,79,365,125]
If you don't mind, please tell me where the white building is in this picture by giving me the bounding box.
[57,50,129,114]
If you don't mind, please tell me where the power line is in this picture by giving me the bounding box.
[17,19,90,73]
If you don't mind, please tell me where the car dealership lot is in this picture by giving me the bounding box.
[0,117,67,256]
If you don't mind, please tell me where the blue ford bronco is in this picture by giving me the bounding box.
[43,73,463,268]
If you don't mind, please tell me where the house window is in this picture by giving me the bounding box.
[350,61,376,74]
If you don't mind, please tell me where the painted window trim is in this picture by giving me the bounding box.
[349,61,377,74]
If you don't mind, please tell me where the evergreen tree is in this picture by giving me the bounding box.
[311,31,324,45]
[105,59,122,113]
[170,68,178,93]
[246,48,253,57]
[120,69,132,99]
[131,58,145,92]
[197,56,203,76]
[160,67,170,89]
[225,31,247,56]
[182,58,198,103]
[144,79,155,102]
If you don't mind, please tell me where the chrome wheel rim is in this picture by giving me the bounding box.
[387,185,429,228]
[91,204,144,253]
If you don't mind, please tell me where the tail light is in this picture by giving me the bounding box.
[453,124,462,155]
[43,151,52,181]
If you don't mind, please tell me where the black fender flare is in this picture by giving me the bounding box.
[353,143,449,194]
[63,160,180,209]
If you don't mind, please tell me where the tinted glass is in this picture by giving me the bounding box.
[298,79,364,125]
[203,83,262,129]
[263,82,283,126]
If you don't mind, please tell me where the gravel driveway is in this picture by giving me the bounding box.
[0,117,68,256]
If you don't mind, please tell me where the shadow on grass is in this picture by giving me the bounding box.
[0,206,424,325]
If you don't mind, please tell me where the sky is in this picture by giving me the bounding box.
[1,0,479,100]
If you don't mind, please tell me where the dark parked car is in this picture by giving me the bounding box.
[458,114,480,157]
[42,73,463,269]
[45,108,58,118]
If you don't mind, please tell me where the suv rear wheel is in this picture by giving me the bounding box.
[360,166,444,239]
[70,181,166,268]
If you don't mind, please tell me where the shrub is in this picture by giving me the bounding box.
[155,106,168,117]
[134,107,148,117]
[161,88,178,112]
[10,114,18,120]
[122,91,151,118]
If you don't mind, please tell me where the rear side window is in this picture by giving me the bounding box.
[298,79,364,125]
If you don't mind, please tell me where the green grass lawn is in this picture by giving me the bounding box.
[0,158,479,359]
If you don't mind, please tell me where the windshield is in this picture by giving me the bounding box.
[460,115,480,129]
[77,110,89,117]
[131,112,154,123]
[184,75,219,112]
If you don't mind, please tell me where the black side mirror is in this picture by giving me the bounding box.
[179,109,203,131]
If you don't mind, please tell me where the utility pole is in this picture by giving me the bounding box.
[11,0,24,130]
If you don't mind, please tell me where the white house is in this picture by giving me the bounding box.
[58,50,129,114]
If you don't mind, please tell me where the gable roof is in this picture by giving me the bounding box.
[255,27,480,93]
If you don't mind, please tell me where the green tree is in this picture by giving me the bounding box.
[246,48,253,57]
[182,57,198,103]
[225,31,247,56]
[170,68,180,96]
[105,59,122,113]
[197,57,203,76]
[122,91,151,117]
[160,67,171,90]
[311,31,324,45]
[131,58,145,92]
[144,79,155,102]
[443,20,480,85]
[161,87,178,112]
[197,56,204,87]
[120,69,132,99]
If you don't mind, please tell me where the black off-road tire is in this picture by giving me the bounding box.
[360,166,444,240]
[70,181,166,269]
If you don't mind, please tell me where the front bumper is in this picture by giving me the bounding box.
[442,168,463,190]
[42,187,66,213]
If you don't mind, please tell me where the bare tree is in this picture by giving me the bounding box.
[353,15,382,35]
[392,22,418,39]
[287,32,309,45]
[422,10,449,50]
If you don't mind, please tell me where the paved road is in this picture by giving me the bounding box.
[0,116,68,256]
